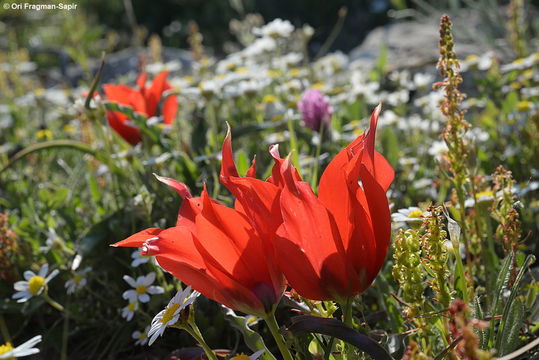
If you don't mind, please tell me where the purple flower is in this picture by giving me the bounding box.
[297,89,333,132]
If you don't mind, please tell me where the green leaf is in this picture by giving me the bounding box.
[496,255,535,353]
[488,252,514,347]
[289,315,393,360]
[498,298,524,355]
[501,92,519,115]
[381,127,399,167]
[236,150,250,177]
[221,307,277,360]
[472,297,488,349]
[0,140,103,175]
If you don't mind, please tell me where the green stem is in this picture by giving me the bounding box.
[264,313,294,360]
[0,314,11,343]
[61,297,70,360]
[310,123,325,191]
[183,324,218,360]
[287,117,302,178]
[341,299,354,360]
[42,292,65,312]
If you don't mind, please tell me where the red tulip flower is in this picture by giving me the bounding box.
[274,105,394,302]
[112,136,286,317]
[103,72,178,145]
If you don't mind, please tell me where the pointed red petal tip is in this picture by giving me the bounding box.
[153,173,192,199]
[221,122,239,179]
[280,155,299,192]
[269,144,280,160]
[111,228,163,247]
[246,155,257,178]
[369,103,382,137]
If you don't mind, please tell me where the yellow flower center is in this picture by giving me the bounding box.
[135,285,147,294]
[0,342,14,358]
[288,68,301,77]
[263,94,278,104]
[36,129,53,140]
[128,303,137,312]
[232,354,251,360]
[476,190,493,198]
[517,101,532,112]
[465,54,479,63]
[28,275,46,295]
[73,275,83,284]
[138,333,147,340]
[160,303,180,325]
[407,210,423,218]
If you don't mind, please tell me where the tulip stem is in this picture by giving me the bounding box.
[341,299,354,360]
[264,313,294,360]
[183,323,219,360]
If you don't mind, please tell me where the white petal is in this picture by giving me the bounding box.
[23,271,35,281]
[14,281,29,291]
[122,290,137,301]
[46,269,60,282]
[123,275,137,288]
[38,263,49,277]
[12,290,30,300]
[143,272,156,286]
[139,293,150,303]
[147,286,164,295]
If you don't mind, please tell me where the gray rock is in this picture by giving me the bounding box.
[349,14,500,71]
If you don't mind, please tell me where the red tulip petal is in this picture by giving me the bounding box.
[145,226,250,311]
[103,84,147,114]
[145,71,169,117]
[246,156,257,178]
[220,127,281,237]
[196,189,271,282]
[136,73,147,91]
[221,123,240,179]
[278,158,357,300]
[106,111,142,145]
[154,173,192,199]
[357,163,392,275]
[275,225,328,300]
[267,144,301,186]
[162,94,178,125]
[111,228,163,247]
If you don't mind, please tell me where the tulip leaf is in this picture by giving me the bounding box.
[288,315,393,360]
[0,140,103,175]
[221,307,277,360]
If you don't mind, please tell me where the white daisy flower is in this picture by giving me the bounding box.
[131,249,151,267]
[148,286,200,345]
[12,264,59,303]
[65,266,92,295]
[391,207,427,224]
[0,335,42,359]
[122,272,164,303]
[121,301,139,321]
[231,349,265,360]
[132,325,150,346]
[253,18,294,38]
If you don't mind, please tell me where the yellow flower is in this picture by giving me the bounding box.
[36,129,53,140]
[517,101,532,112]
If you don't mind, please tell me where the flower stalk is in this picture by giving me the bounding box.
[264,312,293,360]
